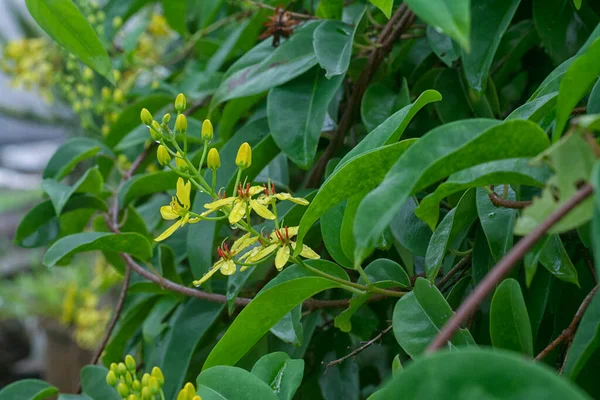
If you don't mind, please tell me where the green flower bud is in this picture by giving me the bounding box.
[141,387,152,400]
[176,390,187,400]
[191,396,201,400]
[132,380,142,391]
[235,142,252,170]
[110,363,119,374]
[175,152,187,171]
[125,355,136,371]
[157,145,171,165]
[117,382,129,397]
[201,119,213,141]
[140,108,153,125]
[162,113,171,124]
[125,372,133,385]
[175,114,188,133]
[117,363,127,376]
[127,395,139,400]
[184,382,196,399]
[106,371,118,386]
[113,89,124,104]
[149,377,159,394]
[82,67,94,81]
[207,148,220,170]
[151,367,164,387]
[141,373,150,387]
[175,93,186,112]
[112,16,123,29]
[97,11,106,21]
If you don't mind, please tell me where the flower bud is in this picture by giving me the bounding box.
[175,93,186,112]
[141,387,152,400]
[157,145,171,165]
[125,355,136,371]
[192,397,201,400]
[151,367,164,387]
[82,67,94,81]
[151,120,162,134]
[162,113,171,124]
[175,152,187,171]
[110,363,119,374]
[207,148,220,170]
[113,16,123,28]
[113,89,124,104]
[132,380,141,391]
[117,382,129,397]
[141,373,150,387]
[128,395,139,400]
[184,382,196,399]
[102,87,111,100]
[176,389,187,400]
[106,371,117,386]
[175,114,188,133]
[125,372,133,385]
[117,362,127,376]
[113,69,121,83]
[149,377,159,394]
[235,142,252,169]
[148,127,159,141]
[140,108,153,125]
[201,119,213,141]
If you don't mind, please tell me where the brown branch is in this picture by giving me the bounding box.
[426,184,594,353]
[306,5,415,187]
[244,0,318,19]
[571,106,587,116]
[436,254,472,289]
[535,285,599,362]
[326,325,393,369]
[489,192,532,209]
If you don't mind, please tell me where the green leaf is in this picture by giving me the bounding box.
[268,68,343,168]
[203,277,342,369]
[392,277,476,357]
[426,26,460,67]
[43,138,112,180]
[43,232,152,267]
[296,140,416,255]
[119,171,178,206]
[25,0,113,83]
[369,0,393,18]
[461,0,520,93]
[334,294,371,332]
[391,197,433,256]
[433,68,475,123]
[425,189,477,280]
[492,20,539,88]
[197,366,279,400]
[81,366,120,400]
[0,379,58,400]
[370,349,591,400]
[314,4,366,78]
[563,289,600,379]
[142,295,180,342]
[446,275,472,309]
[321,201,354,268]
[210,22,321,109]
[507,92,558,131]
[41,167,103,216]
[588,79,600,113]
[162,0,186,35]
[361,82,399,132]
[490,278,534,356]
[403,0,471,51]
[554,38,600,141]
[539,234,579,285]
[476,186,516,261]
[339,90,441,168]
[416,158,550,229]
[251,352,304,400]
[359,258,410,288]
[316,0,344,19]
[354,119,551,264]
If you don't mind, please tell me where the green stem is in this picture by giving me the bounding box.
[294,257,367,292]
[502,183,509,200]
[356,263,371,284]
[449,248,473,257]
[198,139,209,174]
[482,186,494,195]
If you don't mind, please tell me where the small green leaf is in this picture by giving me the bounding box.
[359,258,410,288]
[43,232,152,267]
[425,189,477,280]
[427,26,460,67]
[0,379,58,400]
[539,235,579,285]
[25,0,114,83]
[334,294,371,333]
[588,79,600,113]
[162,0,186,35]
[369,0,393,18]
[81,366,120,400]
[197,366,279,400]
[490,278,534,356]
[42,167,103,216]
[370,349,591,400]
[251,352,304,400]
[142,296,180,342]
[476,186,516,262]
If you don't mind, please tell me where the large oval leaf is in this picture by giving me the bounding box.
[353,118,550,264]
[0,379,58,400]
[370,349,590,400]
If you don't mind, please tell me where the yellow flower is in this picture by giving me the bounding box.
[192,233,258,286]
[203,183,275,224]
[259,183,309,206]
[241,226,319,271]
[155,178,200,241]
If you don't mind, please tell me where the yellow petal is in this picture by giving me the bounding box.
[248,185,266,196]
[154,219,182,242]
[160,205,179,220]
[238,247,260,262]
[192,261,223,286]
[180,213,190,227]
[189,217,201,224]
[231,233,258,254]
[177,178,191,208]
[270,226,298,240]
[249,199,275,220]
[275,246,290,271]
[299,244,320,259]
[245,244,277,264]
[275,193,309,205]
[228,199,246,224]
[204,196,235,210]
[219,259,237,275]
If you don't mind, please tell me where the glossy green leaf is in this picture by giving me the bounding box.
[203,277,342,369]
[539,234,579,285]
[197,366,278,400]
[507,92,558,131]
[25,0,113,83]
[251,352,304,400]
[314,4,366,78]
[80,366,120,400]
[492,20,539,88]
[43,138,112,180]
[339,194,362,263]
[554,38,600,141]
[391,197,433,257]
[446,275,472,309]
[361,82,399,132]
[490,278,534,355]
[403,0,471,51]
[461,0,520,92]
[359,258,410,288]
[296,140,416,254]
[339,90,441,168]
[427,26,460,67]
[41,166,103,216]
[210,22,321,109]
[334,294,371,333]
[119,171,178,206]
[354,119,550,264]
[425,189,477,280]
[370,349,591,400]
[0,379,58,400]
[563,289,600,379]
[588,79,600,113]
[433,68,474,123]
[321,201,354,268]
[369,0,393,18]
[268,68,343,168]
[393,278,475,357]
[476,186,516,261]
[416,158,549,229]
[43,232,152,267]
[142,295,180,342]
[316,0,344,19]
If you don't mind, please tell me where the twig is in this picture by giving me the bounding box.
[326,325,393,369]
[436,255,472,289]
[489,192,532,209]
[244,0,318,19]
[571,106,587,116]
[535,285,599,361]
[306,5,415,187]
[426,184,594,353]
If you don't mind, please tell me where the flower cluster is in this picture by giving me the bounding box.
[106,356,201,400]
[140,95,320,288]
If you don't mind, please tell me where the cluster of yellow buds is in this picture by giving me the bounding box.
[176,382,202,400]
[62,289,111,350]
[106,356,166,400]
[135,14,174,63]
